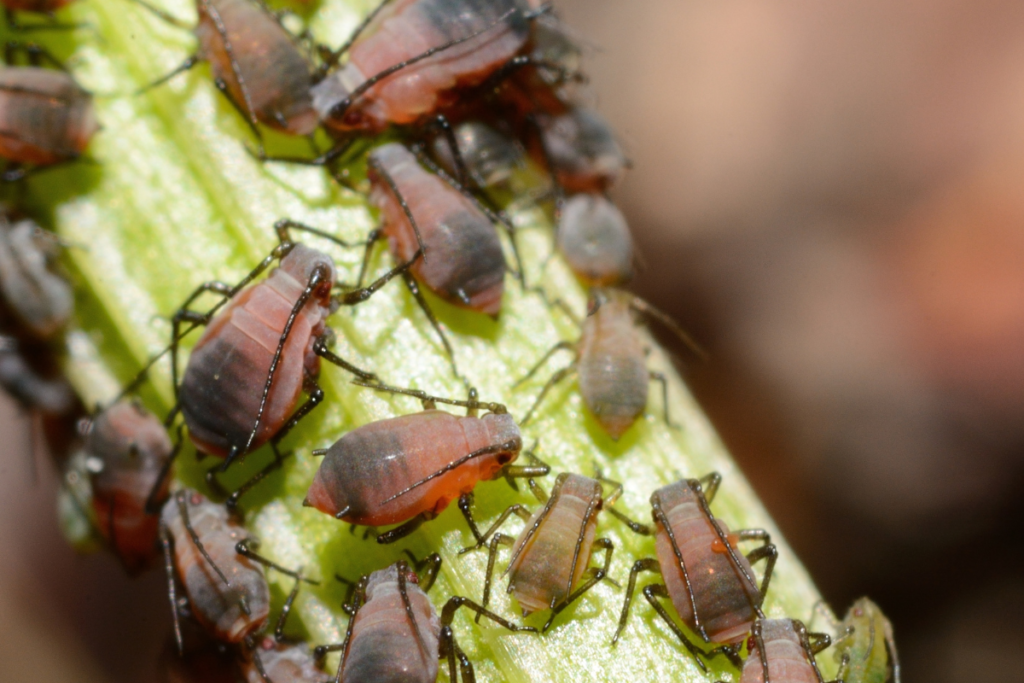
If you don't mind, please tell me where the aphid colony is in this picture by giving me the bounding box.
[0,0,903,681]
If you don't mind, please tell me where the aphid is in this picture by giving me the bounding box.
[0,42,98,181]
[133,0,317,147]
[462,470,622,631]
[0,212,73,338]
[732,618,840,683]
[168,220,412,501]
[556,193,633,287]
[314,555,534,683]
[80,399,179,575]
[611,474,778,672]
[429,120,526,192]
[311,0,534,136]
[303,382,541,544]
[531,105,627,194]
[815,598,901,683]
[160,488,312,651]
[366,142,514,324]
[518,288,704,440]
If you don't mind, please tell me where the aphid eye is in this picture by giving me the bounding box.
[496,452,514,465]
[343,110,364,127]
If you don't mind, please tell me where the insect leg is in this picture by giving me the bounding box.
[648,370,679,430]
[518,363,576,426]
[313,577,366,682]
[266,378,325,446]
[794,620,834,683]
[740,534,778,602]
[224,449,296,512]
[513,340,575,388]
[144,423,182,514]
[440,595,537,634]
[375,511,434,544]
[611,557,660,645]
[136,54,200,95]
[479,532,515,617]
[211,76,265,157]
[334,247,420,306]
[351,229,381,289]
[351,379,507,414]
[398,272,461,379]
[159,521,184,655]
[429,114,472,189]
[458,500,531,553]
[500,442,550,489]
[542,537,614,632]
[273,572,304,641]
[234,537,317,585]
[401,551,442,592]
[642,583,709,673]
[313,339,377,382]
[698,471,722,503]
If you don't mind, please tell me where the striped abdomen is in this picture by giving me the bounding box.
[0,67,97,165]
[306,410,521,526]
[653,481,761,645]
[342,565,440,683]
[506,473,601,615]
[369,143,506,316]
[195,0,316,135]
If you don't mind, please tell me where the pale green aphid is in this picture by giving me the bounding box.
[828,598,901,683]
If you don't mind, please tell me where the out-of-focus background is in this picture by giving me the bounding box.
[4,1,1024,680]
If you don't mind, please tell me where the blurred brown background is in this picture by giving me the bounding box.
[4,0,1024,680]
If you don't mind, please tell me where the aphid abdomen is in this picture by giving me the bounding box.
[433,121,523,189]
[742,620,821,683]
[557,194,633,287]
[654,483,760,644]
[315,0,530,131]
[162,493,270,642]
[195,0,316,135]
[0,218,73,338]
[577,299,648,439]
[369,144,506,315]
[180,249,331,457]
[0,68,97,165]
[539,107,626,193]
[306,410,520,525]
[343,565,440,683]
[89,401,174,573]
[507,474,600,615]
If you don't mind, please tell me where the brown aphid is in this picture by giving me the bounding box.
[135,0,316,144]
[367,142,512,318]
[161,489,272,646]
[169,220,410,505]
[532,105,626,194]
[518,288,704,440]
[556,193,633,287]
[304,382,536,544]
[0,57,97,178]
[311,0,533,135]
[82,400,178,575]
[734,619,840,683]
[611,474,778,672]
[462,471,621,631]
[0,212,73,339]
[314,556,534,683]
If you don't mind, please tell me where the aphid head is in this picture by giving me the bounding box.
[278,244,338,306]
[310,66,370,132]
